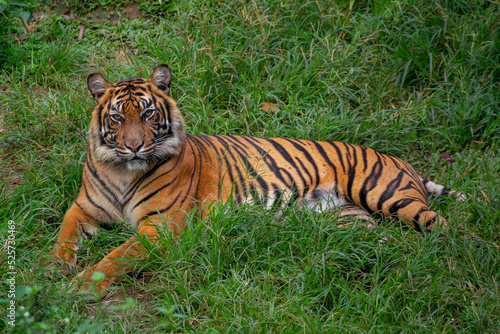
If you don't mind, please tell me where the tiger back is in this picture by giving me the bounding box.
[48,64,459,293]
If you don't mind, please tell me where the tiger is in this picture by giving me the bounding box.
[47,64,463,293]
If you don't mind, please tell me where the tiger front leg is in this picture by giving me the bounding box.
[47,203,100,275]
[70,218,169,294]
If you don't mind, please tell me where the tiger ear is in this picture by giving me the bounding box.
[150,64,172,95]
[87,73,111,100]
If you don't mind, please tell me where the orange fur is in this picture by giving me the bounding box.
[48,65,454,293]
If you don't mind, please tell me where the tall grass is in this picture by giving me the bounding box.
[0,0,499,332]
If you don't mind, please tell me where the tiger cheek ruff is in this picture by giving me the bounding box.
[48,64,462,293]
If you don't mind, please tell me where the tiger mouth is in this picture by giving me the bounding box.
[125,156,150,171]
[127,156,149,163]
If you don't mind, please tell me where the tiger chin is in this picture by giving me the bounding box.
[46,64,464,294]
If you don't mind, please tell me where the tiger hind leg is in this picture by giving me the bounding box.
[384,197,447,232]
[336,203,377,228]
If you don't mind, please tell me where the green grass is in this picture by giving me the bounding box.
[1,0,499,332]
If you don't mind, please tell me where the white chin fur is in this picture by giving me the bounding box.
[126,159,149,171]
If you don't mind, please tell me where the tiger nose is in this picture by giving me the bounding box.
[126,141,143,152]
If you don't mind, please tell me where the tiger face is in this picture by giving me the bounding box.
[86,65,184,171]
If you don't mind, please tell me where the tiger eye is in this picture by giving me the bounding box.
[142,108,155,119]
[110,114,124,123]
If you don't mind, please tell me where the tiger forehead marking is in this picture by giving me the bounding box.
[48,64,463,294]
[107,81,155,115]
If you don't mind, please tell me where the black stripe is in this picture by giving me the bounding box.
[285,139,318,186]
[212,136,243,201]
[271,185,282,209]
[82,182,113,220]
[193,135,224,200]
[413,208,431,232]
[441,187,451,196]
[185,135,207,205]
[97,105,104,133]
[358,154,383,214]
[387,155,403,169]
[177,137,200,206]
[288,181,301,207]
[361,147,368,173]
[263,138,308,192]
[84,166,119,209]
[143,190,183,219]
[388,198,414,216]
[294,157,313,185]
[240,136,289,186]
[345,143,358,202]
[388,155,426,197]
[376,170,405,212]
[220,136,257,204]
[222,136,270,199]
[420,179,433,198]
[241,136,293,193]
[221,136,255,176]
[326,142,346,173]
[132,175,179,210]
[425,215,438,228]
[310,141,338,184]
[85,151,121,207]
[400,180,418,192]
[75,201,100,222]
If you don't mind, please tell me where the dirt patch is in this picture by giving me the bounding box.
[124,3,143,20]
[90,3,144,24]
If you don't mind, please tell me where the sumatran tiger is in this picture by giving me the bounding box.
[47,64,463,293]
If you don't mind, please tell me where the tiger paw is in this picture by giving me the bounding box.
[70,269,113,296]
[44,245,78,276]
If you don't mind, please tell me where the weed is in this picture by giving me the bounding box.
[0,0,499,332]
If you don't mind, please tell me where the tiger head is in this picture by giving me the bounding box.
[87,65,184,171]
